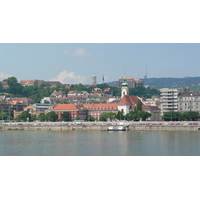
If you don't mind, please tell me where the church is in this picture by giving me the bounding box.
[117,75,161,121]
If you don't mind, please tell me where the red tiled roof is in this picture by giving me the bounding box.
[143,105,161,111]
[83,103,118,110]
[68,91,75,94]
[20,80,36,84]
[53,104,79,111]
[104,88,111,92]
[8,100,25,105]
[119,95,160,111]
[118,95,139,105]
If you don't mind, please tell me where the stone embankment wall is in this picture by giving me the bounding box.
[1,122,200,131]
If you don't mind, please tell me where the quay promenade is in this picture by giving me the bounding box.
[1,121,200,131]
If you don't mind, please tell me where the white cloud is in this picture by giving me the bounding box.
[50,70,86,84]
[73,48,89,56]
[0,72,13,80]
[63,48,94,57]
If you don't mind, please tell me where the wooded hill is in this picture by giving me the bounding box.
[108,77,200,90]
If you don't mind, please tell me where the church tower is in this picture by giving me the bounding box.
[92,73,97,85]
[121,74,129,98]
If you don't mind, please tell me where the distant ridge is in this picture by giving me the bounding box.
[107,77,200,89]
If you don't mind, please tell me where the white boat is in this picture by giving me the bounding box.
[117,126,125,131]
[107,126,114,131]
[107,126,127,131]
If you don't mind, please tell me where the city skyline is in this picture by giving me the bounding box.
[1,43,200,85]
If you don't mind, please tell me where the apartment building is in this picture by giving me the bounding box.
[160,88,179,115]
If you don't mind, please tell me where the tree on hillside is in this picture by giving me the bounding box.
[7,77,18,87]
[7,77,23,95]
[0,82,3,92]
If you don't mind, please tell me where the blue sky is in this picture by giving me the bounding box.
[1,43,200,84]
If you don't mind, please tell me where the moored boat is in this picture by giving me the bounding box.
[107,126,128,131]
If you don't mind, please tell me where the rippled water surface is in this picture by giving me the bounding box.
[0,130,200,156]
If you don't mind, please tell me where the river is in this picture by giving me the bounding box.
[0,130,200,156]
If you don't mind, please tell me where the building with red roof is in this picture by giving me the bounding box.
[83,103,118,120]
[118,95,161,121]
[52,104,88,120]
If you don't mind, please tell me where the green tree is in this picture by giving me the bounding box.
[38,113,46,121]
[30,114,37,122]
[7,77,18,87]
[7,77,23,95]
[0,112,13,120]
[125,110,151,121]
[136,99,142,111]
[99,112,116,121]
[87,115,95,121]
[106,112,116,121]
[61,111,71,121]
[116,111,124,120]
[125,111,139,121]
[181,111,200,121]
[46,111,58,122]
[162,111,182,121]
[16,111,31,121]
[0,82,4,92]
[99,112,108,121]
[138,110,151,121]
[76,83,87,92]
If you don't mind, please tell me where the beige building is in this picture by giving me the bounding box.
[14,103,53,118]
[20,80,44,87]
[178,88,200,113]
[119,76,143,88]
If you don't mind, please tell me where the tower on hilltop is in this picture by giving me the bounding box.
[92,73,97,85]
[121,73,129,98]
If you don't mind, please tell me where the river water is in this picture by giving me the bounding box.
[0,130,200,156]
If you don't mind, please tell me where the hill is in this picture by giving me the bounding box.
[108,77,200,90]
[141,77,200,89]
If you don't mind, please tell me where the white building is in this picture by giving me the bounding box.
[160,88,179,115]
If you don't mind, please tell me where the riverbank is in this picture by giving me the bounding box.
[1,121,200,131]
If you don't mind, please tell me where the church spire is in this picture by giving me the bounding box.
[121,72,129,98]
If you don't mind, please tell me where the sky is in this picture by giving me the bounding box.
[1,43,200,84]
